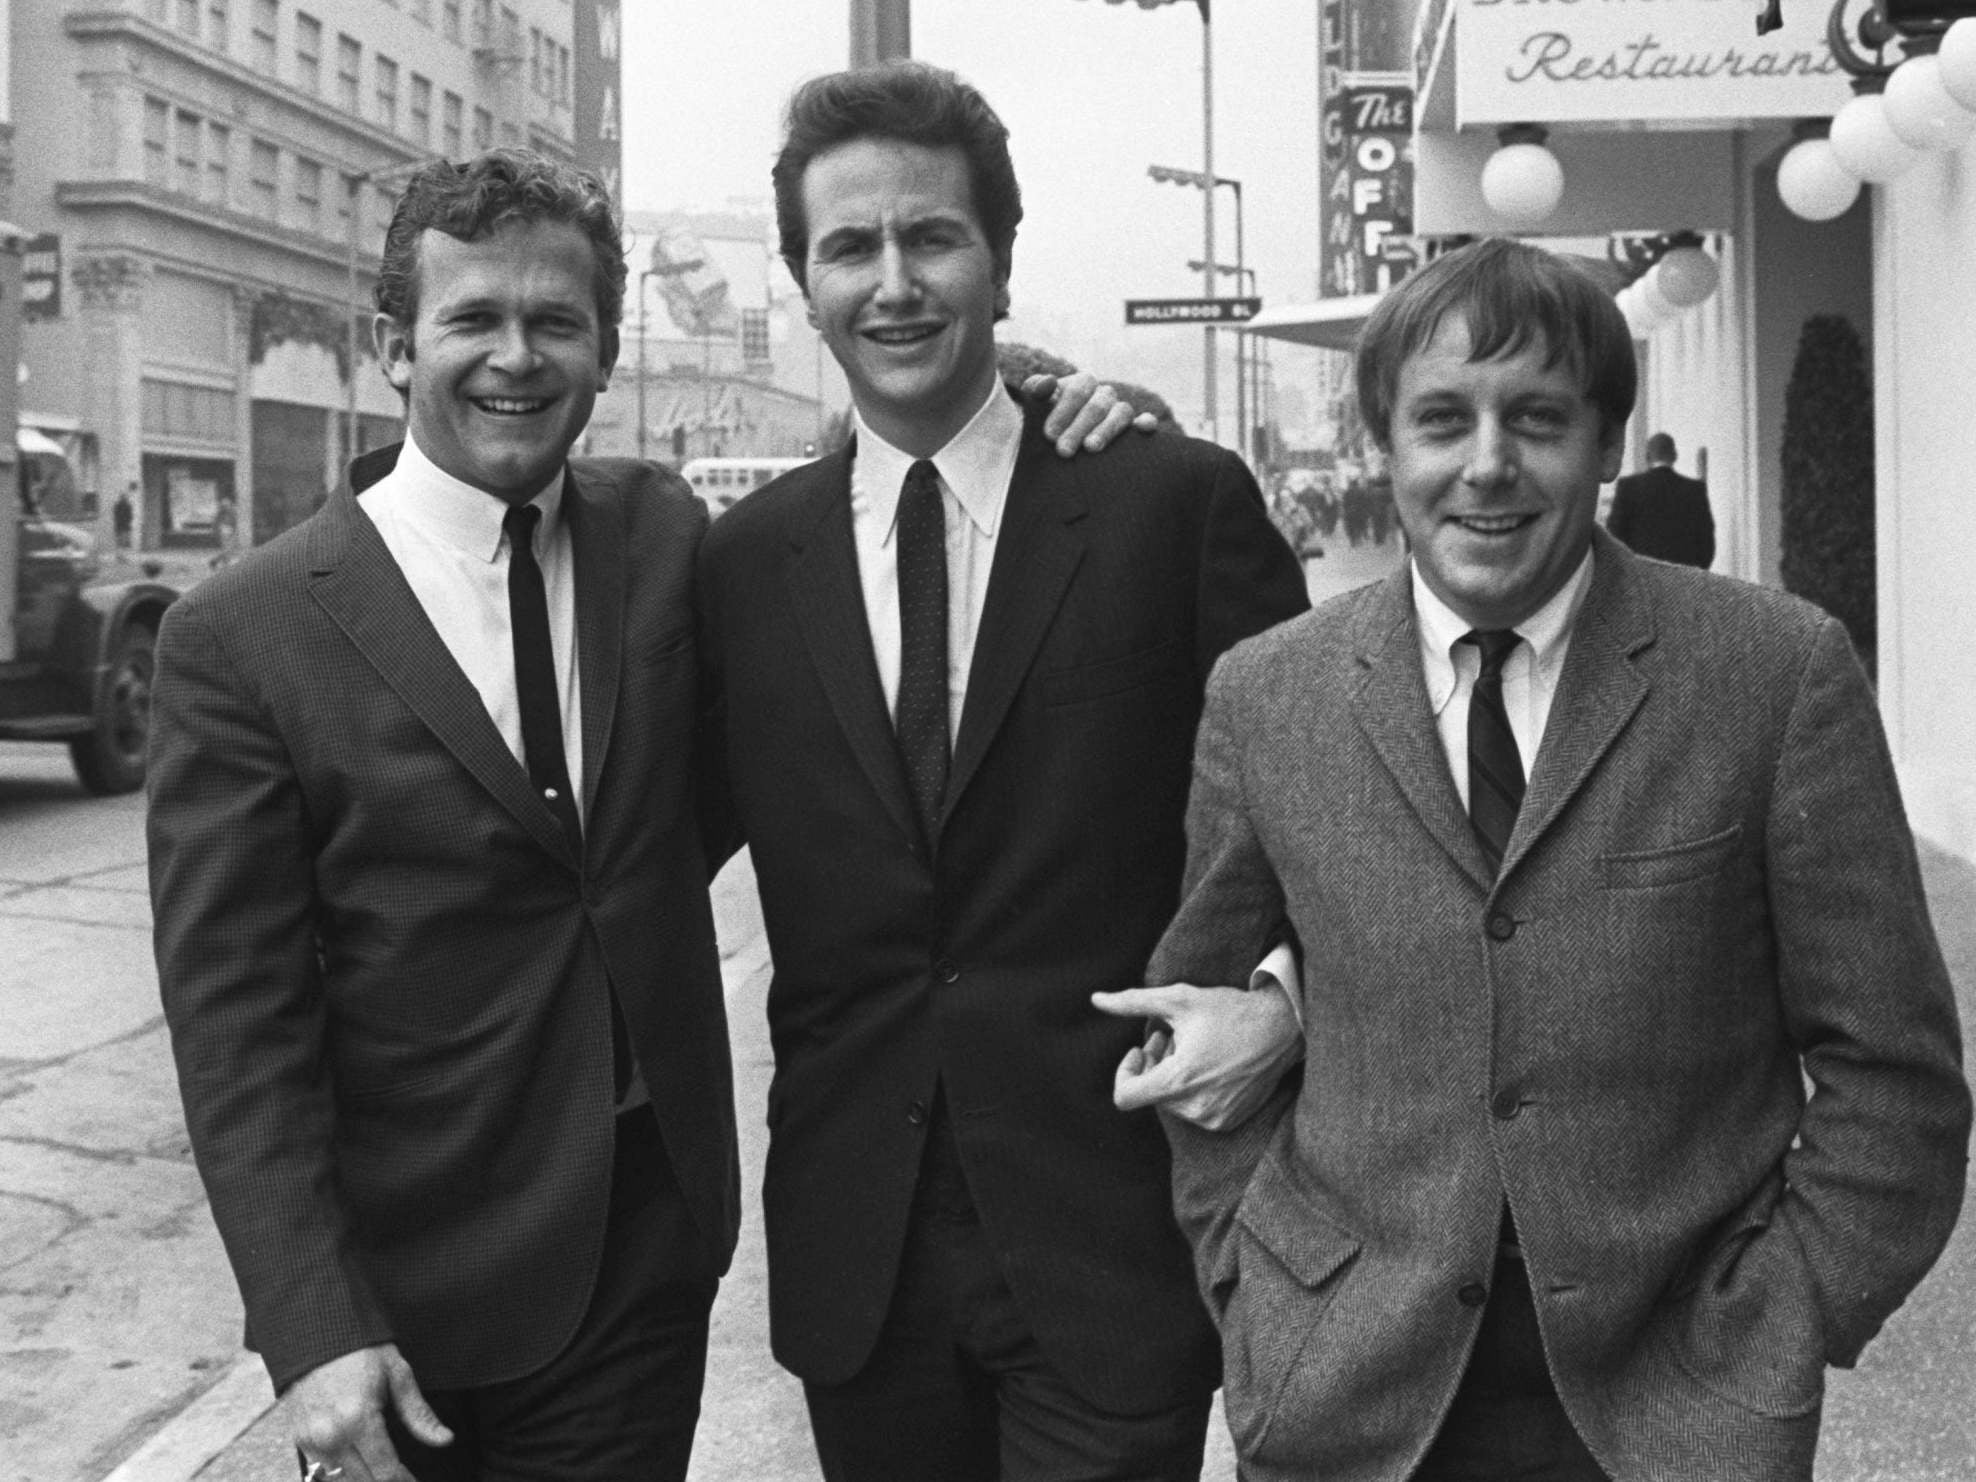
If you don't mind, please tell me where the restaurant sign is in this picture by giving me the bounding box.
[1456,0,1853,125]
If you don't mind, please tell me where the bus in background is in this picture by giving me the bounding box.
[680,456,811,518]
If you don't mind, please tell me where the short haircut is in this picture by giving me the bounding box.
[1645,431,1677,463]
[772,61,1023,295]
[375,148,627,334]
[1354,238,1636,449]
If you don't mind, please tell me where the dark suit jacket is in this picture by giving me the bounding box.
[1150,530,1969,1481]
[695,402,1309,1412]
[148,450,739,1393]
[1607,463,1715,568]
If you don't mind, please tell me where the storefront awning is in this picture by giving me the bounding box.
[1241,295,1383,352]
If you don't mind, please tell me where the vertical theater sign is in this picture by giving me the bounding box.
[574,1,622,201]
[1318,0,1417,296]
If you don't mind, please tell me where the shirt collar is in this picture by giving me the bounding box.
[852,379,1023,545]
[1412,547,1596,713]
[388,433,566,563]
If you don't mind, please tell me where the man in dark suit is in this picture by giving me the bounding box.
[696,62,1310,1482]
[147,152,742,1482]
[1112,239,1968,1480]
[1606,429,1714,567]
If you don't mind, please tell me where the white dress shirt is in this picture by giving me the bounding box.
[849,380,1022,740]
[1411,549,1596,811]
[357,434,584,819]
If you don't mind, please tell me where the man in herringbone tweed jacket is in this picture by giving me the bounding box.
[1123,240,1969,1481]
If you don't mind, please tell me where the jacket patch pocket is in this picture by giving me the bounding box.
[1602,823,1741,890]
[1222,1154,1360,1456]
[1038,639,1190,708]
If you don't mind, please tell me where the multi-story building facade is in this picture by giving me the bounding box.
[13,0,584,551]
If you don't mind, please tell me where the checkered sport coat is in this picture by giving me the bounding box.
[147,449,739,1394]
[1151,529,1969,1482]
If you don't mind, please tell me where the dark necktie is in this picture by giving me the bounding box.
[1462,629,1525,877]
[506,503,632,1103]
[894,459,950,852]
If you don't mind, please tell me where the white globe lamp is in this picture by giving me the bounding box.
[1883,55,1976,151]
[1654,244,1720,308]
[1777,135,1863,220]
[1829,91,1921,183]
[1481,126,1564,225]
[1939,19,1976,112]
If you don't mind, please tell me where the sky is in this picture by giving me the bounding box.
[621,0,1327,433]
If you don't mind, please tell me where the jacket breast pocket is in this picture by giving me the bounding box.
[1602,823,1741,890]
[1037,639,1190,708]
[632,629,694,670]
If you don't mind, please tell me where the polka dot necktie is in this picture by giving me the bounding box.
[894,459,950,853]
[1462,628,1525,878]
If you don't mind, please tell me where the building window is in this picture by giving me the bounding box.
[471,0,492,47]
[443,0,462,44]
[207,0,229,50]
[499,6,519,56]
[498,121,519,147]
[410,0,432,24]
[249,138,279,221]
[144,97,170,187]
[207,122,231,207]
[293,156,322,233]
[741,309,771,365]
[557,43,571,106]
[442,91,463,157]
[175,109,201,195]
[529,27,543,94]
[409,74,432,147]
[146,0,167,21]
[337,173,356,237]
[472,105,492,152]
[336,34,360,113]
[294,12,321,93]
[177,0,199,36]
[142,380,237,443]
[249,0,277,71]
[376,55,399,133]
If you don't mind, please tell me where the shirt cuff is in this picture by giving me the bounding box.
[1249,941,1303,1031]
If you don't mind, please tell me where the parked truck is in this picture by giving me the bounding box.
[1,430,180,792]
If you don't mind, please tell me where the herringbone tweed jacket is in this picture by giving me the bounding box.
[1152,529,1969,1482]
[149,451,739,1394]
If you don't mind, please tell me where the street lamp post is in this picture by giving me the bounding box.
[636,268,656,461]
[1153,164,1243,451]
[1189,256,1255,465]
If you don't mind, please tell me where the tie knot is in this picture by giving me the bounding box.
[503,502,542,546]
[1463,628,1522,677]
[903,460,940,498]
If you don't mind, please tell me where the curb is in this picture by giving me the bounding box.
[100,1355,276,1482]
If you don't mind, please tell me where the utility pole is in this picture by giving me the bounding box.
[850,0,911,65]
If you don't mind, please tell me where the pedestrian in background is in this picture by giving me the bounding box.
[1607,429,1715,568]
[1108,237,1968,1481]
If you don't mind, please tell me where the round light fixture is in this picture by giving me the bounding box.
[1829,92,1921,184]
[1481,127,1564,225]
[1655,244,1721,308]
[1777,135,1863,220]
[1940,18,1976,112]
[1883,55,1976,152]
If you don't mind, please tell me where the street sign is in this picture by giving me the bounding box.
[1125,297,1261,325]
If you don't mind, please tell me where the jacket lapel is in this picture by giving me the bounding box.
[563,463,625,820]
[784,447,923,852]
[1349,564,1492,890]
[306,480,577,865]
[945,412,1085,820]
[1503,531,1654,878]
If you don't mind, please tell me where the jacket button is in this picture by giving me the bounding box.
[1491,1087,1522,1121]
[906,1099,928,1126]
[933,958,960,984]
[1458,1282,1490,1309]
[1486,911,1517,942]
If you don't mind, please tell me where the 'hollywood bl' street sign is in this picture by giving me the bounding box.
[1125,297,1262,326]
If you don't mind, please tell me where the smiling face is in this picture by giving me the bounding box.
[800,137,1009,457]
[375,218,616,504]
[1387,315,1623,631]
